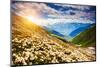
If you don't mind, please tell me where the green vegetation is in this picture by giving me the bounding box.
[72,24,96,47]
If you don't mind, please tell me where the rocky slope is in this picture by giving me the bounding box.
[12,14,96,65]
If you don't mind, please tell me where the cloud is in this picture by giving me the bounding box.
[12,2,59,16]
[54,3,90,11]
[11,2,96,26]
[44,18,94,25]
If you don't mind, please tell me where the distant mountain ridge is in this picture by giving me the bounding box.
[72,24,96,47]
[69,25,91,37]
[43,26,72,41]
[43,26,65,37]
[47,23,92,38]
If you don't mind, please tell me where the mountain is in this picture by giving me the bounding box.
[12,14,51,40]
[12,14,96,65]
[72,24,96,47]
[43,26,72,41]
[48,22,91,39]
[69,25,91,37]
[43,26,65,37]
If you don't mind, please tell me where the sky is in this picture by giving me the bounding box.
[11,1,96,26]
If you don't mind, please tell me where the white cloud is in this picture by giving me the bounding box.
[12,2,95,26]
[44,18,94,25]
[12,2,60,17]
[54,3,90,11]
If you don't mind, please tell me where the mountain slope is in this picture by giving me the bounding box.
[12,14,50,39]
[48,23,91,37]
[69,25,91,37]
[12,14,96,65]
[72,24,96,47]
[43,26,65,37]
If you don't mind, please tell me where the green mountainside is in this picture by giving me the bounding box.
[72,24,96,47]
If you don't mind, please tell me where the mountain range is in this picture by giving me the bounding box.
[44,23,92,40]
[12,14,96,65]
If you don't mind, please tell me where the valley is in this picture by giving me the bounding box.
[12,15,96,65]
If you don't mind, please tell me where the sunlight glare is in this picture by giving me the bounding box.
[26,16,48,26]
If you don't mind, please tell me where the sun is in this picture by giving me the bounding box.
[27,16,37,22]
[26,16,48,26]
